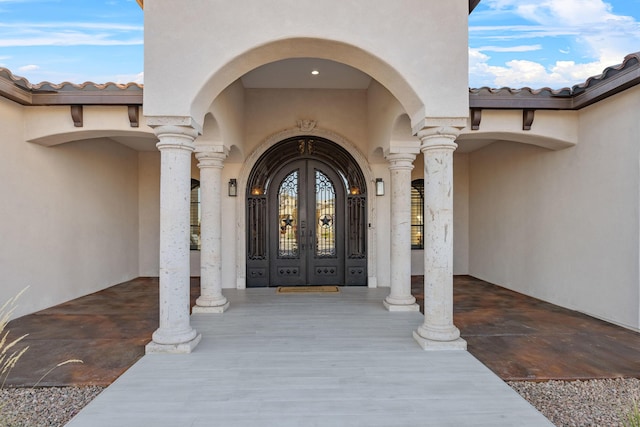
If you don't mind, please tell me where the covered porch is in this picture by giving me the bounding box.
[64,285,552,426]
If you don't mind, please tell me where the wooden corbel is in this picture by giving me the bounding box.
[523,109,535,131]
[71,105,83,127]
[128,105,140,128]
[470,108,482,130]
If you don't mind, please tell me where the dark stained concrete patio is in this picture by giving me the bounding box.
[414,275,640,381]
[4,275,640,387]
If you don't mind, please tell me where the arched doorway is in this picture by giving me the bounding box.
[246,136,367,287]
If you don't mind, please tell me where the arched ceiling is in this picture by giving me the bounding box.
[241,58,371,90]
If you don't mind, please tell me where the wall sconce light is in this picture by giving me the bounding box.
[228,179,237,197]
[375,178,384,196]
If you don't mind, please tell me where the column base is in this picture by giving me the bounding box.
[192,301,229,314]
[413,331,467,351]
[383,300,420,312]
[145,333,202,354]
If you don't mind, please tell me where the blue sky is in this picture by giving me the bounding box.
[0,0,143,84]
[469,0,640,88]
[0,0,638,89]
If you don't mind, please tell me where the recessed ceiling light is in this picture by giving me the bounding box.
[311,70,320,75]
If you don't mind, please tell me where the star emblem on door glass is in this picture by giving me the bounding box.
[319,214,333,228]
[282,216,294,228]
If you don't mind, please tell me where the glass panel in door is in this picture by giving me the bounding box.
[315,170,336,258]
[278,171,299,258]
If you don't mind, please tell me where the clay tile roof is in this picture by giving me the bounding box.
[470,51,640,110]
[571,51,640,95]
[0,67,142,106]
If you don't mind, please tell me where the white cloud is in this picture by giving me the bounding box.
[469,47,614,88]
[18,64,38,71]
[0,33,142,47]
[470,25,581,40]
[470,0,640,88]
[497,0,617,27]
[480,0,640,57]
[476,44,542,53]
[0,21,143,47]
[0,54,7,68]
[112,71,143,84]
[0,22,142,31]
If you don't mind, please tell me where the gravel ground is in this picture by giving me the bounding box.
[0,379,639,426]
[510,378,640,427]
[0,387,103,427]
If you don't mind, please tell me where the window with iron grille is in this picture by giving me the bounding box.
[411,179,424,249]
[190,179,201,250]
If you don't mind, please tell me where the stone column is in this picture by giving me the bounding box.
[413,127,466,350]
[146,125,201,354]
[384,152,419,312]
[193,146,229,313]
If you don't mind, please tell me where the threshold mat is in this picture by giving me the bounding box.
[276,286,340,294]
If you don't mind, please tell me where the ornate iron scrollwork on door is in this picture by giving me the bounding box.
[246,136,368,287]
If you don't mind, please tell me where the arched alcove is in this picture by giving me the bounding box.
[244,136,368,288]
[191,38,423,128]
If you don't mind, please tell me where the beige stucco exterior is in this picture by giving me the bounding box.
[4,82,639,330]
[1,2,639,339]
[143,0,470,132]
[467,86,640,330]
[0,98,140,318]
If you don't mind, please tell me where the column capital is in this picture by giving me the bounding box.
[146,115,203,134]
[385,152,416,171]
[195,145,229,169]
[154,125,199,152]
[417,126,461,152]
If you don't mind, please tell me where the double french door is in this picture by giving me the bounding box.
[269,160,345,286]
[246,136,367,288]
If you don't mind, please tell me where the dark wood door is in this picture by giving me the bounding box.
[269,160,345,286]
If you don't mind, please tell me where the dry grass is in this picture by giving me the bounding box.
[0,288,83,426]
[0,288,29,389]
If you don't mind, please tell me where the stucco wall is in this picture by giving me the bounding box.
[144,0,469,127]
[0,97,140,319]
[244,88,368,156]
[138,151,161,277]
[468,87,640,330]
[367,81,406,157]
[210,80,245,152]
[453,153,470,275]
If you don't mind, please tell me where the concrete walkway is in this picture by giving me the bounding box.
[67,288,552,426]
